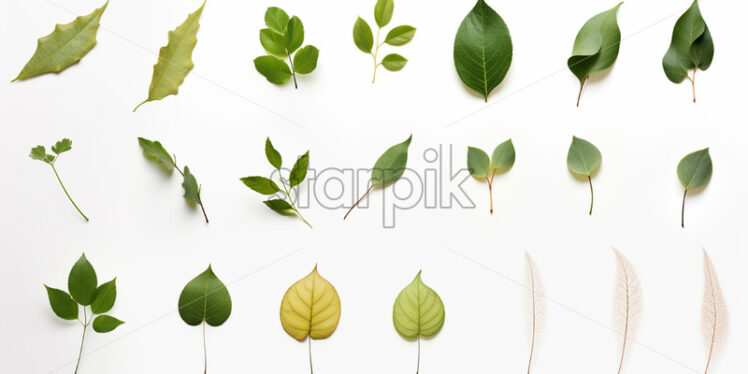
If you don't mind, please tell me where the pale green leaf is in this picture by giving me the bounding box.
[566,136,601,176]
[91,278,117,314]
[384,25,416,46]
[44,285,79,320]
[293,45,319,75]
[254,55,292,85]
[567,3,623,83]
[467,146,490,178]
[240,176,281,195]
[178,265,232,326]
[68,253,98,306]
[264,7,290,35]
[289,151,309,187]
[678,148,712,189]
[260,28,287,55]
[381,53,407,71]
[137,137,175,173]
[371,135,412,187]
[92,315,124,333]
[374,0,395,28]
[393,270,445,339]
[353,17,374,53]
[491,139,515,169]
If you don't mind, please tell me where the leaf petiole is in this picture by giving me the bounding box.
[286,49,298,89]
[681,188,688,228]
[344,184,375,219]
[277,169,312,228]
[576,75,588,107]
[308,338,314,374]
[588,175,594,215]
[50,162,89,222]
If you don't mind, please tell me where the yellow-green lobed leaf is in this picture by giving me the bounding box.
[393,270,445,339]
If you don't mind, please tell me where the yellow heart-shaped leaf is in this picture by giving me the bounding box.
[280,265,341,341]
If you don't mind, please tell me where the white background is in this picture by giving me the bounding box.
[0,0,745,373]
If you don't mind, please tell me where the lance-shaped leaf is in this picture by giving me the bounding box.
[68,253,98,306]
[372,135,412,187]
[138,137,175,173]
[44,286,79,320]
[568,2,623,106]
[134,1,206,111]
[393,270,445,339]
[12,1,109,82]
[91,278,117,314]
[677,148,712,227]
[701,249,728,374]
[662,0,713,102]
[280,265,341,341]
[453,0,513,102]
[567,136,601,215]
[178,265,232,327]
[92,315,125,333]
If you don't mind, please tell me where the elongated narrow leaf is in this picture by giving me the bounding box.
[353,17,374,53]
[374,0,395,28]
[178,265,232,327]
[467,146,490,178]
[567,3,622,83]
[13,1,109,81]
[525,252,544,374]
[491,139,515,169]
[384,25,416,46]
[45,286,79,320]
[663,0,713,84]
[284,16,304,54]
[381,53,407,71]
[263,199,294,214]
[280,265,341,341]
[612,249,642,374]
[393,270,445,339]
[567,136,601,176]
[241,176,281,195]
[371,135,412,187]
[454,0,513,102]
[289,151,309,187]
[68,253,98,306]
[91,278,117,314]
[138,137,174,173]
[134,1,206,111]
[265,137,282,169]
[701,249,728,374]
[93,315,124,333]
[677,148,712,189]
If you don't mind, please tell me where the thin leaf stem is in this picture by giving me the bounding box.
[485,169,496,214]
[277,170,312,228]
[50,163,88,222]
[576,75,588,107]
[681,189,688,228]
[528,268,537,374]
[308,338,314,374]
[371,28,382,83]
[416,335,421,374]
[203,320,208,374]
[587,175,594,215]
[344,184,375,219]
[287,49,298,89]
[74,307,89,374]
[691,69,696,103]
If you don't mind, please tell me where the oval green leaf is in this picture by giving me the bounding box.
[353,17,374,53]
[467,146,490,178]
[381,53,407,71]
[567,136,602,176]
[92,315,124,333]
[254,55,292,85]
[393,270,445,339]
[567,3,622,83]
[260,28,287,56]
[265,137,282,169]
[68,253,98,306]
[677,148,712,189]
[284,16,304,54]
[454,0,513,102]
[178,265,232,327]
[264,199,294,214]
[91,278,117,314]
[491,139,516,169]
[374,0,395,28]
[265,7,290,35]
[293,45,319,75]
[45,285,79,320]
[384,25,416,46]
[138,137,174,174]
[240,176,281,195]
[663,0,713,82]
[289,151,310,187]
[371,135,412,187]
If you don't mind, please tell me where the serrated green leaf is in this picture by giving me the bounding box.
[30,145,53,164]
[178,265,232,327]
[393,270,445,339]
[467,147,490,178]
[491,139,515,169]
[371,135,412,187]
[284,16,304,54]
[68,253,97,306]
[374,0,395,28]
[91,278,116,314]
[293,45,319,74]
[353,17,374,53]
[567,3,622,84]
[92,315,124,333]
[51,139,72,155]
[134,1,206,111]
[280,265,341,341]
[454,0,513,102]
[254,55,292,85]
[289,151,309,187]
[137,137,175,173]
[45,285,79,320]
[567,136,602,176]
[263,199,295,215]
[678,148,712,189]
[265,7,290,35]
[240,176,281,195]
[260,28,287,55]
[265,137,282,169]
[384,25,416,46]
[181,166,201,205]
[381,53,407,71]
[12,1,108,81]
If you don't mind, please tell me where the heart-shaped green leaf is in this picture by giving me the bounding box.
[91,278,117,314]
[491,139,515,169]
[567,136,602,176]
[68,253,98,306]
[265,7,290,35]
[293,46,319,75]
[467,147,490,178]
[45,285,79,320]
[384,25,416,46]
[454,0,513,102]
[178,265,232,327]
[393,270,445,339]
[371,135,412,187]
[381,53,407,71]
[374,0,395,28]
[254,55,292,84]
[678,148,712,189]
[353,17,374,53]
[93,315,124,333]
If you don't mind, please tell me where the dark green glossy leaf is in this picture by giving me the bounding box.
[254,55,292,85]
[678,148,712,189]
[467,146,490,178]
[263,199,295,214]
[284,16,304,54]
[381,53,407,71]
[45,285,79,320]
[92,315,124,333]
[566,136,601,176]
[240,176,281,195]
[178,266,232,327]
[51,139,72,155]
[68,253,97,306]
[384,25,416,46]
[181,166,200,205]
[374,0,395,28]
[567,3,622,83]
[663,1,713,86]
[91,278,116,314]
[264,7,290,35]
[289,151,309,187]
[260,28,286,55]
[265,137,282,169]
[293,45,319,74]
[353,17,374,53]
[491,139,515,169]
[371,135,412,187]
[138,137,174,173]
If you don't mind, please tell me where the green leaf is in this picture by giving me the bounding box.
[567,136,602,176]
[254,55,292,85]
[137,137,175,173]
[240,176,281,195]
[51,139,73,155]
[92,315,124,333]
[12,1,108,82]
[393,270,445,339]
[260,28,287,55]
[678,148,712,189]
[284,16,304,54]
[567,3,623,83]
[68,253,98,306]
[293,45,319,75]
[663,0,713,101]
[289,151,310,187]
[467,147,490,178]
[134,1,205,111]
[91,278,117,314]
[30,145,54,164]
[263,199,295,215]
[181,166,201,205]
[374,0,395,28]
[384,25,416,46]
[353,17,374,53]
[454,0,513,102]
[381,53,408,71]
[265,137,283,169]
[264,7,290,35]
[491,139,515,169]
[371,135,412,187]
[44,285,79,320]
[179,265,232,326]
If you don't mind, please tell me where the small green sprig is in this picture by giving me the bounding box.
[44,253,124,374]
[30,138,89,221]
[241,137,312,228]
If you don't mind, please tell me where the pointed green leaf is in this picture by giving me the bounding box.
[663,0,713,83]
[178,266,232,326]
[265,137,282,169]
[353,17,374,53]
[137,137,175,173]
[374,0,395,28]
[567,136,602,176]
[678,148,712,189]
[254,55,292,85]
[567,3,623,83]
[134,1,205,111]
[289,151,310,187]
[384,25,416,46]
[393,271,445,339]
[51,139,72,155]
[44,286,79,320]
[68,253,98,306]
[181,166,201,205]
[467,147,490,178]
[30,146,54,164]
[240,176,281,195]
[91,278,116,314]
[260,28,287,55]
[284,16,304,54]
[263,199,295,215]
[371,135,412,187]
[264,7,290,35]
[381,53,407,71]
[293,45,319,75]
[454,0,513,102]
[92,315,124,333]
[12,1,108,81]
[491,139,515,169]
